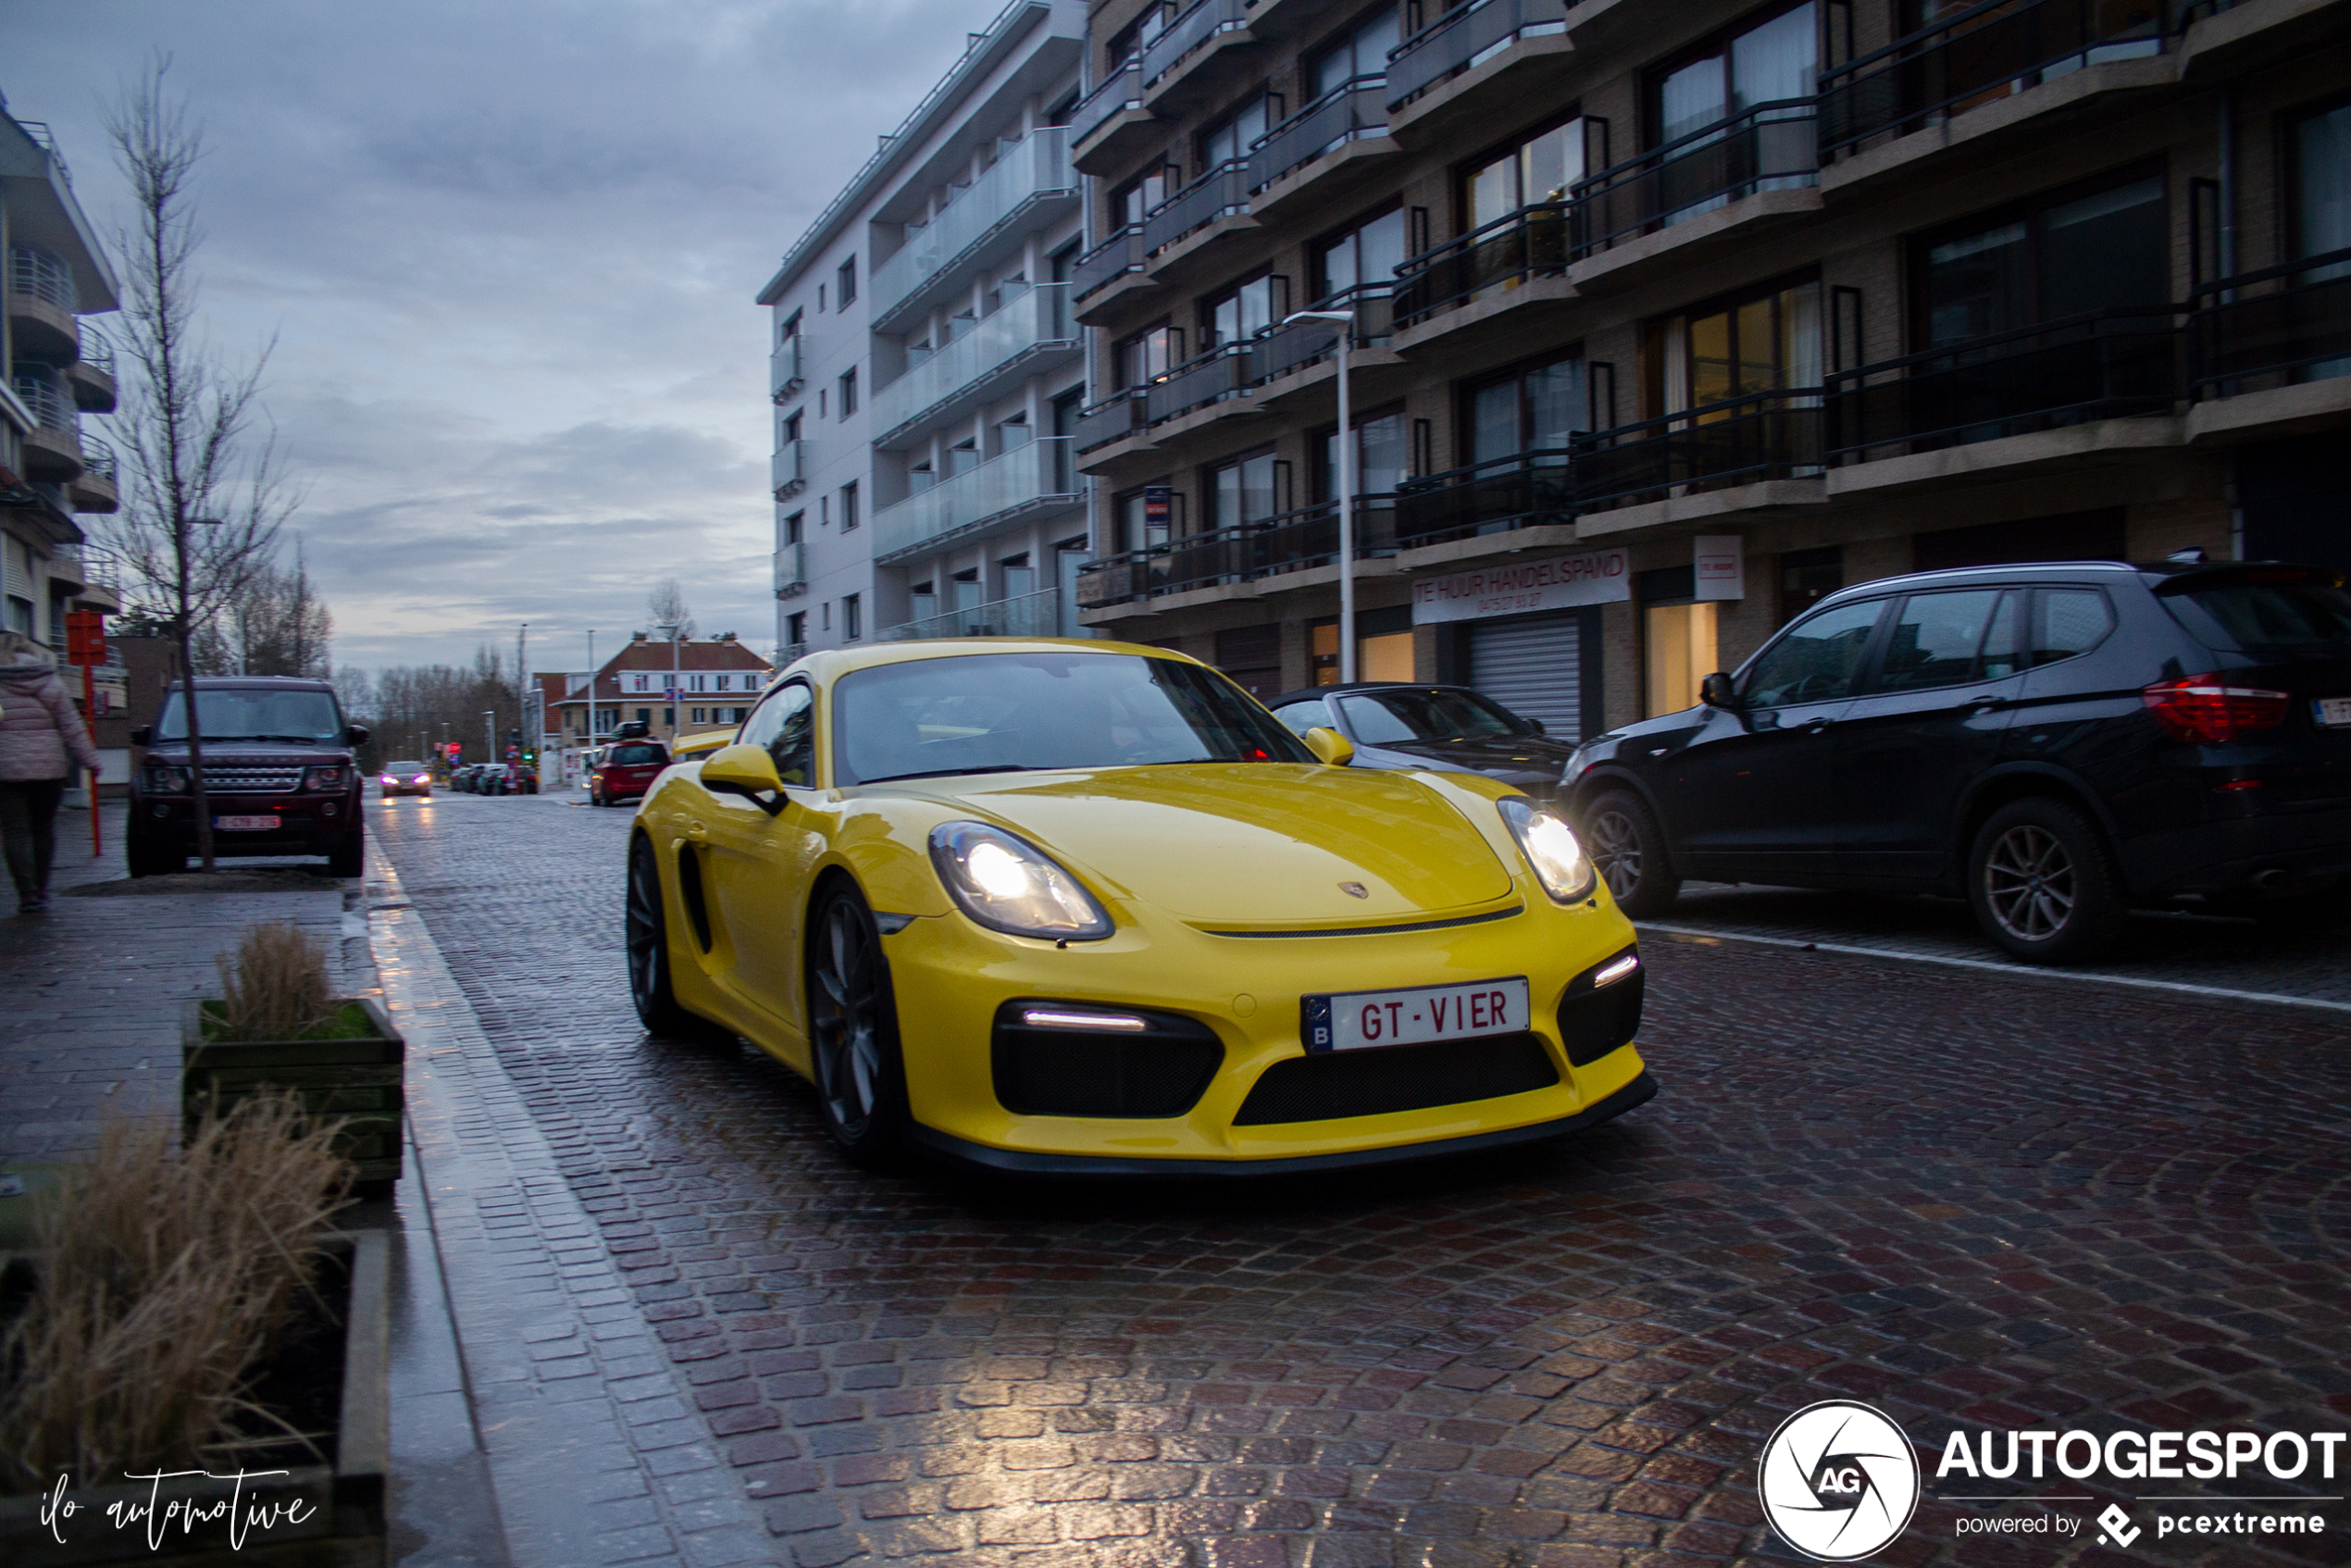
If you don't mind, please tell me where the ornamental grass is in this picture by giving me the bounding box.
[213,919,335,1042]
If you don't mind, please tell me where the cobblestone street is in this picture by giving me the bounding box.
[368,789,2351,1568]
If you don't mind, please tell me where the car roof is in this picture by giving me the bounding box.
[183,676,339,691]
[1265,682,1480,709]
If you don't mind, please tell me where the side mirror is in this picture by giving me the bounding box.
[701,742,788,811]
[131,725,153,746]
[1526,718,1547,736]
[1700,672,1738,709]
[345,723,371,745]
[1302,726,1355,767]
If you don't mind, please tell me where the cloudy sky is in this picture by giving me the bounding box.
[7,0,995,677]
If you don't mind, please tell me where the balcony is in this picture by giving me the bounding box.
[871,436,1078,564]
[1141,0,1256,110]
[872,283,1077,446]
[6,245,80,358]
[67,435,118,515]
[771,439,807,499]
[1145,343,1250,426]
[1819,0,2168,168]
[1078,498,1399,607]
[770,334,803,404]
[882,586,1062,641]
[1386,0,1573,129]
[1247,286,1395,387]
[2188,247,2351,417]
[1071,56,1155,174]
[1075,391,1148,455]
[1073,225,1154,321]
[773,541,807,597]
[1391,202,1567,329]
[1247,78,1391,212]
[1824,307,2180,469]
[1394,450,1575,549]
[868,129,1076,330]
[10,373,82,481]
[1575,390,1825,515]
[1142,160,1252,261]
[1567,100,1819,282]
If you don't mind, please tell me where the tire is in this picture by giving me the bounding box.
[805,882,907,1166]
[328,828,365,878]
[626,834,729,1039]
[1966,798,2126,964]
[1583,790,1682,918]
[127,833,181,878]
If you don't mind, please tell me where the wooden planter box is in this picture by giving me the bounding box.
[181,999,405,1184]
[0,1229,391,1565]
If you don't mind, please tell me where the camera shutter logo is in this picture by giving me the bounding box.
[1760,1400,1921,1562]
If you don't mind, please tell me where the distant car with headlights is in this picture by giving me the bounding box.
[127,677,368,877]
[625,640,1654,1176]
[1268,683,1579,799]
[379,759,432,797]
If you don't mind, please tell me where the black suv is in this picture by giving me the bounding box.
[129,677,369,877]
[1266,683,1578,797]
[1561,561,2351,962]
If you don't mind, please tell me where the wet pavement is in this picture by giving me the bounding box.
[363,787,2351,1568]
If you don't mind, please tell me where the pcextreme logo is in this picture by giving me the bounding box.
[1760,1400,1922,1562]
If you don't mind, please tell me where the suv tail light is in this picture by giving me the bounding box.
[2140,674,2290,744]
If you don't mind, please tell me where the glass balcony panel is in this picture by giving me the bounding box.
[1392,203,1569,325]
[1075,392,1145,453]
[1250,80,1387,192]
[2189,245,2351,396]
[1394,450,1575,547]
[1386,0,1569,111]
[770,335,803,402]
[868,129,1075,320]
[771,439,806,497]
[1074,226,1145,301]
[881,586,1061,641]
[773,541,807,595]
[1143,161,1250,255]
[1073,56,1142,147]
[1142,0,1249,89]
[872,285,1074,439]
[1145,345,1248,424]
[872,437,1076,561]
[1576,390,1824,509]
[1568,101,1818,259]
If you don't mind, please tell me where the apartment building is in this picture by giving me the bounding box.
[1067,0,2351,734]
[2,94,122,655]
[757,0,1096,664]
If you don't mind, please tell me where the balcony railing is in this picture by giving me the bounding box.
[1824,307,2180,462]
[1391,202,1566,326]
[1385,0,1570,111]
[1142,0,1250,89]
[1075,392,1147,454]
[1145,343,1250,424]
[1394,450,1574,548]
[882,586,1062,641]
[6,245,76,313]
[10,374,77,433]
[1074,225,1145,303]
[1073,56,1142,147]
[1143,160,1251,255]
[771,439,806,499]
[1080,498,1400,605]
[872,284,1075,442]
[1820,0,2168,160]
[76,435,118,481]
[871,436,1076,562]
[773,541,806,596]
[1245,285,1394,383]
[2188,247,2351,399]
[868,128,1075,321]
[770,334,803,404]
[1249,78,1387,193]
[1569,99,1819,259]
[1574,390,1824,511]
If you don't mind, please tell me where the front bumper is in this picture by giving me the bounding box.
[133,792,357,854]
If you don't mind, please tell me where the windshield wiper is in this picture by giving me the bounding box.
[860,764,1052,783]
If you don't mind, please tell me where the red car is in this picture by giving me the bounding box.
[589,739,669,807]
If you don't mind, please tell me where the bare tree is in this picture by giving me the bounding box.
[100,58,297,871]
[195,547,333,678]
[646,578,696,641]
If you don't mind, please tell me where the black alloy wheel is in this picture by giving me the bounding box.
[806,883,906,1164]
[1585,790,1681,918]
[1967,798,2124,964]
[626,834,725,1038]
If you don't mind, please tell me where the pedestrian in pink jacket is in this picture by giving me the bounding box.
[0,632,104,914]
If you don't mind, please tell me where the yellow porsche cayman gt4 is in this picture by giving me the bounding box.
[625,639,1655,1175]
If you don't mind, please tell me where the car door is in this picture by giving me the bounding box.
[700,682,826,1027]
[1832,588,2025,885]
[1662,596,1890,880]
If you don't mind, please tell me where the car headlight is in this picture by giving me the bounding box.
[305,765,349,791]
[1498,796,1595,903]
[143,765,189,794]
[928,821,1113,940]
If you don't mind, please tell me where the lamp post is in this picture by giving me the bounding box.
[1283,308,1361,683]
[656,620,682,747]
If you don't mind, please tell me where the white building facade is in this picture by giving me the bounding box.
[759,0,1091,660]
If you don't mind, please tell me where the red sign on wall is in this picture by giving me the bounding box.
[65,609,106,666]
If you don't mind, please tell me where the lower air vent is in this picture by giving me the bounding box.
[1233,1033,1559,1126]
[991,1002,1225,1118]
[1556,944,1642,1066]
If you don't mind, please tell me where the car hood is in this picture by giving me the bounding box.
[1361,733,1579,776]
[905,764,1517,926]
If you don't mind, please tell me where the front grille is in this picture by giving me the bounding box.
[1233,1033,1559,1126]
[201,766,303,793]
[992,1002,1225,1118]
[1556,944,1642,1066]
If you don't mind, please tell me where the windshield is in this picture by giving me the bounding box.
[387,760,426,773]
[832,652,1312,785]
[2162,576,2351,661]
[1337,688,1525,744]
[156,688,343,743]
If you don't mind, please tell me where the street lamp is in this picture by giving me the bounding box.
[655,620,682,746]
[1284,308,1361,683]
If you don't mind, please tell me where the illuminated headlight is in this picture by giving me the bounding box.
[379,774,397,785]
[305,766,349,791]
[1498,796,1596,903]
[927,821,1112,940]
[411,773,430,785]
[143,765,189,794]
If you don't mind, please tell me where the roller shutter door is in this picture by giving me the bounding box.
[1469,610,1588,740]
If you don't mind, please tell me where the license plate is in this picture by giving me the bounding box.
[214,815,281,831]
[2316,697,2351,728]
[1302,977,1530,1053]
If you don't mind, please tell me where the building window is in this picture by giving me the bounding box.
[1311,206,1407,302]
[1465,350,1587,461]
[1307,8,1399,100]
[1114,485,1175,552]
[2293,100,2351,266]
[690,708,706,725]
[843,593,862,641]
[786,611,807,646]
[1651,4,1817,148]
[636,707,652,726]
[1640,566,1717,718]
[1198,93,1274,175]
[840,480,859,530]
[1915,170,2166,350]
[1001,553,1035,599]
[779,309,802,344]
[1315,406,1410,501]
[1651,277,1820,416]
[821,602,831,630]
[1114,322,1182,389]
[1462,117,1586,232]
[783,409,802,442]
[1112,162,1176,233]
[838,367,857,417]
[1207,446,1284,529]
[1200,272,1283,350]
[785,510,804,545]
[837,255,857,306]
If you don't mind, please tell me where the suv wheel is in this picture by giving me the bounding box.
[328,829,364,878]
[126,833,180,878]
[1585,790,1681,918]
[1967,798,2125,964]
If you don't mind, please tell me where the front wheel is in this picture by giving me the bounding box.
[127,832,181,878]
[328,828,364,878]
[1967,798,2125,964]
[1583,790,1681,917]
[806,883,907,1165]
[626,835,726,1039]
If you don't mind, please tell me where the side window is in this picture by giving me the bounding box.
[1740,599,1887,708]
[1872,590,2005,693]
[738,681,815,786]
[1272,699,1334,737]
[2030,589,2115,666]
